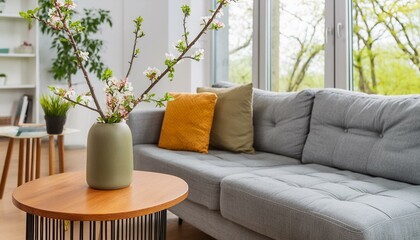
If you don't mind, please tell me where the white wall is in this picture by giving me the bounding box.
[39,0,212,146]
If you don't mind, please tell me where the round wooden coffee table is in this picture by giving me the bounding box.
[12,171,188,240]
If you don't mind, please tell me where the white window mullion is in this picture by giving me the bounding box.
[253,0,271,90]
[325,0,335,88]
[252,0,260,89]
[334,0,352,90]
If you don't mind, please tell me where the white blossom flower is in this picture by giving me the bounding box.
[64,88,75,98]
[173,40,187,52]
[125,81,134,92]
[81,95,92,105]
[109,76,118,85]
[67,2,77,10]
[56,0,65,7]
[79,51,89,61]
[47,14,62,27]
[192,48,205,61]
[173,40,182,50]
[48,8,56,17]
[222,0,233,5]
[143,67,161,81]
[216,9,224,18]
[211,20,225,30]
[165,53,176,61]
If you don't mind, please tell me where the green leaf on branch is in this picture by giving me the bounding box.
[101,68,113,81]
[181,5,191,17]
[164,92,174,102]
[182,32,190,38]
[168,70,175,80]
[69,20,84,32]
[175,40,187,52]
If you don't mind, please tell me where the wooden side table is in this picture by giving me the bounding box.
[0,126,79,199]
[13,171,189,240]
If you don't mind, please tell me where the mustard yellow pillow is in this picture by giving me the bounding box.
[158,92,217,153]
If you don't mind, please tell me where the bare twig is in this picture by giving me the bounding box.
[62,96,101,113]
[125,20,144,79]
[182,13,189,46]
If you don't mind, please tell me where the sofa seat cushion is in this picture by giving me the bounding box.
[221,164,420,240]
[133,144,300,210]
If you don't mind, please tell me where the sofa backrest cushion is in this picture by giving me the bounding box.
[302,89,420,185]
[253,89,316,159]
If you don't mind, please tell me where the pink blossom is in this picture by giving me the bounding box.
[66,2,77,10]
[64,88,75,98]
[143,67,161,81]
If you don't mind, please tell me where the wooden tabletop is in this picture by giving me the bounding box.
[0,126,79,139]
[12,171,189,221]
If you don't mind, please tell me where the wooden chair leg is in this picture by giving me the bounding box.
[35,138,41,179]
[25,139,31,182]
[18,139,25,186]
[30,138,36,181]
[49,135,55,175]
[58,135,64,173]
[0,138,14,199]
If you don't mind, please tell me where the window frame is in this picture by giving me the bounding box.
[212,0,352,91]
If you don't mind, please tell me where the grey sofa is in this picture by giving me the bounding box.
[128,88,420,240]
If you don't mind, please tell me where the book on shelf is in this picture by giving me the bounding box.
[13,94,33,126]
[25,95,33,123]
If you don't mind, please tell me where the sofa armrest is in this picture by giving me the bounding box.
[127,109,165,145]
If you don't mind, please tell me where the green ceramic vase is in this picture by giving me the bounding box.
[86,122,133,190]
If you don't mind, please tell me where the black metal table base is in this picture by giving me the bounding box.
[26,210,167,240]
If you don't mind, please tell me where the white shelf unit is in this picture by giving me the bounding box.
[0,13,23,19]
[0,0,39,124]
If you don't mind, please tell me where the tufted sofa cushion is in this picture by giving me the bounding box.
[302,89,420,184]
[220,164,420,240]
[133,144,300,210]
[253,89,316,159]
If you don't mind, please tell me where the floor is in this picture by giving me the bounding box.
[0,138,215,240]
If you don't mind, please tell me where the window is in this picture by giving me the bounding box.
[213,0,253,85]
[270,0,325,92]
[213,0,420,94]
[351,0,420,95]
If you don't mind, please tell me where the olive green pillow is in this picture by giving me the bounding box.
[197,83,254,153]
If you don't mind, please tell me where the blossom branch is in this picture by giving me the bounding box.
[53,1,106,120]
[125,17,145,79]
[135,1,227,107]
[62,96,100,113]
[181,5,191,45]
[20,0,236,123]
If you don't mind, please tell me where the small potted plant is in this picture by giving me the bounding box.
[0,73,6,85]
[40,94,72,134]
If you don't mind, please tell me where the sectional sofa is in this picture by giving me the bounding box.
[128,88,420,240]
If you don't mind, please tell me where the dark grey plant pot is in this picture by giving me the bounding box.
[44,115,66,134]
